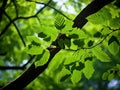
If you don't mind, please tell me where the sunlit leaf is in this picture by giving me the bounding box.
[60,74,71,82]
[87,8,111,25]
[71,70,82,84]
[108,36,120,45]
[57,67,71,82]
[83,60,95,79]
[26,45,44,55]
[35,50,50,67]
[108,41,119,56]
[25,36,44,55]
[54,14,66,30]
[27,36,41,43]
[92,47,111,62]
[110,17,120,28]
[1,0,120,89]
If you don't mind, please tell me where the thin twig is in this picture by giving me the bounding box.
[0,55,36,70]
[35,0,52,15]
[82,27,120,49]
[27,0,72,20]
[0,0,8,21]
[0,66,25,70]
[0,0,52,37]
[3,11,26,47]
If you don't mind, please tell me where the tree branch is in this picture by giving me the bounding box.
[27,0,72,20]
[72,0,114,28]
[0,66,25,70]
[3,11,26,47]
[0,14,35,37]
[0,34,68,90]
[12,0,19,17]
[0,55,35,70]
[0,0,52,37]
[81,27,120,49]
[0,0,8,21]
[0,0,115,89]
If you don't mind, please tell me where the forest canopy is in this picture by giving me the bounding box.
[0,0,120,90]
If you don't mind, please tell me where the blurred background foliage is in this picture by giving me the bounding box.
[0,0,120,90]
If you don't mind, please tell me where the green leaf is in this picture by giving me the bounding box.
[58,39,65,49]
[83,60,95,79]
[102,72,109,80]
[60,74,71,82]
[64,65,71,71]
[43,36,51,42]
[108,41,119,56]
[108,73,114,80]
[57,67,71,82]
[71,70,82,84]
[27,36,41,43]
[87,8,111,25]
[94,31,101,38]
[110,17,120,28]
[71,63,76,72]
[26,45,44,55]
[76,62,85,71]
[116,64,120,69]
[26,36,44,55]
[117,71,120,77]
[31,40,40,46]
[68,34,79,39]
[54,14,66,30]
[73,39,84,47]
[85,57,93,61]
[92,47,111,62]
[35,50,50,67]
[88,40,94,47]
[48,50,67,73]
[108,36,120,45]
[64,39,71,48]
[38,32,47,38]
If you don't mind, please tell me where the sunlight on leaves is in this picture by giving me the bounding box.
[83,60,94,79]
[54,14,66,30]
[71,70,82,84]
[92,47,111,62]
[25,36,44,55]
[108,41,119,56]
[35,50,50,67]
